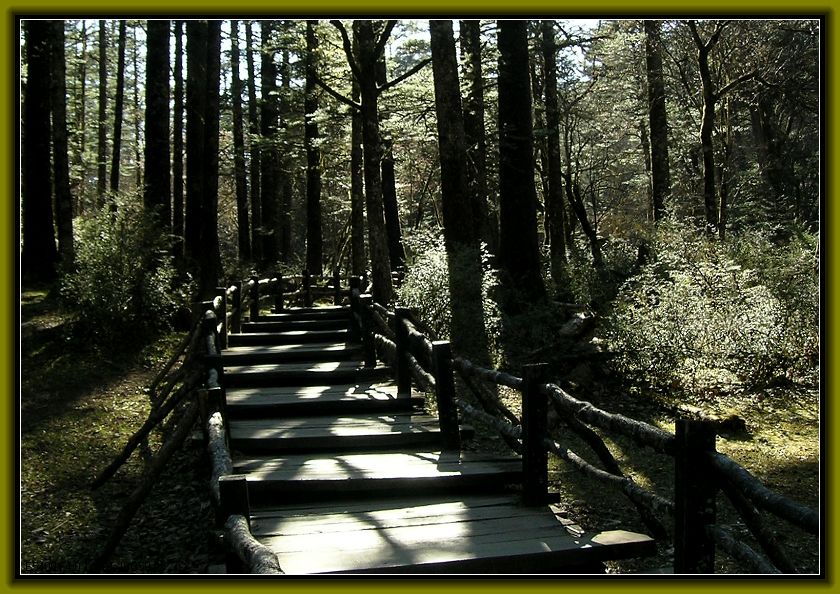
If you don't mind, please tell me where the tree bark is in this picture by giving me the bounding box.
[459,20,495,254]
[230,20,251,261]
[540,20,568,292]
[350,47,366,277]
[497,20,545,302]
[278,39,293,263]
[200,20,222,297]
[260,20,279,265]
[245,21,262,263]
[351,20,393,304]
[305,20,323,275]
[172,20,185,260]
[143,20,171,230]
[96,20,108,207]
[72,20,87,213]
[109,20,127,197]
[644,20,671,222]
[22,20,58,283]
[185,21,207,285]
[49,20,75,271]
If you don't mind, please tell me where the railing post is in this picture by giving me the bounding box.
[249,275,260,321]
[395,308,412,396]
[674,419,718,574]
[275,272,285,313]
[522,363,549,506]
[333,267,341,305]
[219,474,251,573]
[358,295,376,367]
[215,287,228,350]
[303,269,312,307]
[231,281,242,334]
[431,341,460,452]
[349,277,362,342]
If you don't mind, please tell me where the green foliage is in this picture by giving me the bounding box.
[603,221,819,393]
[397,229,501,353]
[60,196,193,345]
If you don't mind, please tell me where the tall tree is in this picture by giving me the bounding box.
[96,20,108,207]
[49,20,74,270]
[230,19,251,261]
[143,19,171,229]
[644,19,671,222]
[172,20,185,258]
[278,37,293,263]
[540,20,568,292]
[323,20,430,303]
[245,21,262,263]
[459,20,495,253]
[22,20,58,283]
[109,20,127,195]
[496,20,545,302]
[304,20,323,275]
[259,20,280,264]
[201,20,222,295]
[430,19,491,364]
[349,40,366,278]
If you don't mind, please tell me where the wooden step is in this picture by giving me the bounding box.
[263,306,350,322]
[236,450,522,502]
[225,382,423,418]
[224,361,391,388]
[221,342,363,365]
[228,413,472,453]
[242,318,349,333]
[248,494,655,574]
[228,329,351,346]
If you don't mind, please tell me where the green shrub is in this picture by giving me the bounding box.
[60,197,193,345]
[604,222,819,393]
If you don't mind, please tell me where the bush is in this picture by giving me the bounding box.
[603,221,819,393]
[60,197,194,345]
[397,229,501,360]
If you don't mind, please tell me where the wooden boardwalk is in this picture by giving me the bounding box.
[220,304,655,574]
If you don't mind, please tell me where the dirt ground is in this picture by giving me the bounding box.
[19,289,820,575]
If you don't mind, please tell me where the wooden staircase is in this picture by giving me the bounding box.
[220,304,655,574]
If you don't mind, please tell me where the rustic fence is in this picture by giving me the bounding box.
[93,271,818,574]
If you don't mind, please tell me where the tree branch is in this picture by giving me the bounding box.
[715,70,758,101]
[313,73,360,110]
[373,20,397,64]
[329,19,362,82]
[377,57,431,95]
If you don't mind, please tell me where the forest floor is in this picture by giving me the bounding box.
[19,288,820,575]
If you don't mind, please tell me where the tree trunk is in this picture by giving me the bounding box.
[639,119,653,220]
[131,26,142,191]
[230,20,251,261]
[109,20,127,197]
[350,50,366,278]
[96,20,108,207]
[260,20,279,265]
[353,20,393,304]
[459,20,495,254]
[278,41,293,263]
[73,20,87,214]
[184,21,207,280]
[172,20,185,260]
[143,20,171,230]
[200,20,222,297]
[430,19,491,365]
[22,20,58,283]
[245,21,262,263]
[305,20,323,275]
[644,20,671,222]
[49,20,75,271]
[375,53,405,271]
[540,20,568,293]
[688,20,720,233]
[496,20,545,303]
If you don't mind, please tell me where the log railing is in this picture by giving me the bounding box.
[347,284,818,575]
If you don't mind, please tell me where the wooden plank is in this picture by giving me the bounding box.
[241,318,349,333]
[227,329,350,346]
[225,360,381,375]
[229,414,442,439]
[222,342,361,356]
[226,382,401,405]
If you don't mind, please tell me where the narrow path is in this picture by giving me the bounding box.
[221,305,654,574]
